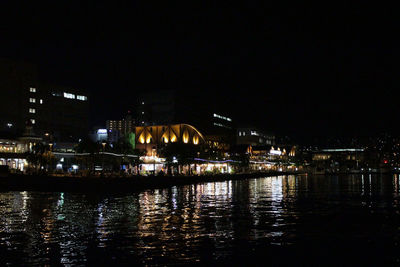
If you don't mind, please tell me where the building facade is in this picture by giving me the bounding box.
[136,90,235,150]
[106,113,135,138]
[135,124,205,155]
[0,59,89,142]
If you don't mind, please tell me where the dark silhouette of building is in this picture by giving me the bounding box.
[0,58,89,142]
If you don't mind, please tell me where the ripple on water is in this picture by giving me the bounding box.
[1,175,400,265]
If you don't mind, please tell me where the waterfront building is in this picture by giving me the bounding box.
[0,58,89,142]
[137,90,235,150]
[135,124,205,155]
[311,148,365,173]
[0,137,34,172]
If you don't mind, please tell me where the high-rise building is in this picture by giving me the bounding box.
[0,58,89,142]
[106,112,135,138]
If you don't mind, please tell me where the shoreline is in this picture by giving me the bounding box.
[1,170,399,193]
[0,171,304,193]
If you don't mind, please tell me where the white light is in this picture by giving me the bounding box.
[29,87,36,93]
[213,113,232,122]
[30,119,35,124]
[77,95,87,101]
[270,149,282,155]
[29,98,36,103]
[40,99,43,104]
[6,123,13,128]
[29,108,35,113]
[63,92,75,99]
[72,165,79,170]
[56,164,63,169]
[97,129,107,134]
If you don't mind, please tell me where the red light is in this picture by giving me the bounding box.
[384,160,388,164]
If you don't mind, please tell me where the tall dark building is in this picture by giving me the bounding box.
[0,58,89,142]
[137,90,234,149]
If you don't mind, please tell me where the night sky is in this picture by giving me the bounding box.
[1,2,398,143]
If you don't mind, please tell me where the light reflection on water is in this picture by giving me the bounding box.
[1,175,400,265]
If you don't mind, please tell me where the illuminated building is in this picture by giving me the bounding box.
[137,90,235,150]
[0,58,89,142]
[106,112,135,138]
[135,124,205,155]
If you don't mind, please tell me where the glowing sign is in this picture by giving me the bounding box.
[97,129,107,134]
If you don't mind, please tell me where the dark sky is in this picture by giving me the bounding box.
[1,2,398,142]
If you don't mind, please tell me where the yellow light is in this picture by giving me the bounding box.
[193,135,199,145]
[139,135,145,144]
[171,135,177,142]
[183,130,189,143]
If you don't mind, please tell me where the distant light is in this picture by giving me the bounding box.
[56,164,63,169]
[6,123,13,128]
[270,149,282,155]
[72,165,79,170]
[97,129,107,134]
[213,113,232,122]
[64,92,75,99]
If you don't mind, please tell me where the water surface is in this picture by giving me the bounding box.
[1,174,400,265]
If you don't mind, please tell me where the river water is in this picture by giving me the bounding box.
[1,174,400,266]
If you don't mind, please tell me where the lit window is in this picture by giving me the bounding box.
[30,119,35,124]
[63,92,75,99]
[213,113,232,122]
[29,87,36,93]
[239,132,242,136]
[29,108,36,114]
[29,98,36,103]
[77,95,87,101]
[40,99,43,104]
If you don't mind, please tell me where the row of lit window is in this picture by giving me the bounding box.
[213,113,232,122]
[31,87,87,101]
[64,93,88,101]
[214,122,231,129]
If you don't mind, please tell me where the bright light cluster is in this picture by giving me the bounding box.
[77,95,87,101]
[63,92,75,99]
[213,113,232,122]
